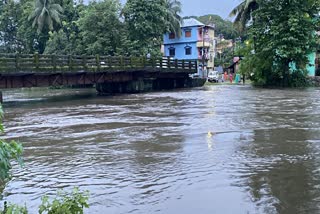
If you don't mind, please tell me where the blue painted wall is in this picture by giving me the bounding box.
[163,26,200,60]
[164,42,198,60]
[289,52,316,76]
[307,52,316,76]
[163,26,199,45]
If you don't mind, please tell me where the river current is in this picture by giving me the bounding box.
[2,85,320,214]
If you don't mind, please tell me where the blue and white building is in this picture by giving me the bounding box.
[163,18,215,73]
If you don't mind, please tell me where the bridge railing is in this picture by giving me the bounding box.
[0,53,198,73]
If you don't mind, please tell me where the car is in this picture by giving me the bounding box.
[207,71,219,83]
[189,73,200,78]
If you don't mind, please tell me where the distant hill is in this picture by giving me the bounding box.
[184,14,239,40]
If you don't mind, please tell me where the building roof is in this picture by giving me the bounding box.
[182,18,205,28]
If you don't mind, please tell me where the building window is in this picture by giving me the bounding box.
[185,30,191,38]
[185,46,192,55]
[199,29,203,39]
[169,48,175,57]
[198,48,202,58]
[169,33,175,39]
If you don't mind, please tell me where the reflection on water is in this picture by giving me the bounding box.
[2,86,320,213]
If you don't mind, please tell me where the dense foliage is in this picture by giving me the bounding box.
[215,42,234,67]
[229,0,258,32]
[0,188,89,213]
[39,188,89,214]
[239,0,320,87]
[2,203,28,214]
[0,0,183,56]
[0,106,23,184]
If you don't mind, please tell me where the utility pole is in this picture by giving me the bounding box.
[202,26,206,78]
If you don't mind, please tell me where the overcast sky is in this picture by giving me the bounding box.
[115,0,240,19]
[178,0,240,19]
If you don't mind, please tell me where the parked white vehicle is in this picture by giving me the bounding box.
[207,71,219,83]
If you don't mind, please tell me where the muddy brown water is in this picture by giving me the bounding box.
[2,85,320,213]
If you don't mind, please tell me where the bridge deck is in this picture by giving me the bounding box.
[0,54,197,89]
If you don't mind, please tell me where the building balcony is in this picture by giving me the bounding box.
[198,55,209,60]
[197,41,212,48]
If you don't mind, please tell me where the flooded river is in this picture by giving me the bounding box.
[2,85,320,213]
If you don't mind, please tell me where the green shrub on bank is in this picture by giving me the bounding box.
[1,188,89,214]
[39,188,89,214]
[2,202,28,214]
[0,105,23,184]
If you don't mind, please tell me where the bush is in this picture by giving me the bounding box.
[2,202,28,214]
[288,70,310,87]
[0,188,89,214]
[0,105,23,184]
[39,188,89,214]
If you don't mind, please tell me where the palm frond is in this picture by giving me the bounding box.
[230,0,258,31]
[32,17,38,28]
[229,2,245,17]
[50,4,63,13]
[50,9,61,24]
[45,15,53,31]
[165,0,183,37]
[29,0,63,34]
[35,0,43,9]
[28,8,41,21]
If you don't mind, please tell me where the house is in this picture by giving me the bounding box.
[307,53,315,76]
[163,18,215,76]
[288,52,317,76]
[287,29,319,76]
[307,50,320,76]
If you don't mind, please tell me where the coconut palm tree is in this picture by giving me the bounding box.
[165,0,183,37]
[28,0,63,34]
[229,0,258,32]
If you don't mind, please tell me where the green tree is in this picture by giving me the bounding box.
[45,1,85,54]
[165,0,183,37]
[123,0,168,55]
[15,0,50,54]
[229,0,258,32]
[76,0,126,55]
[28,0,63,34]
[0,0,23,53]
[240,0,320,87]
